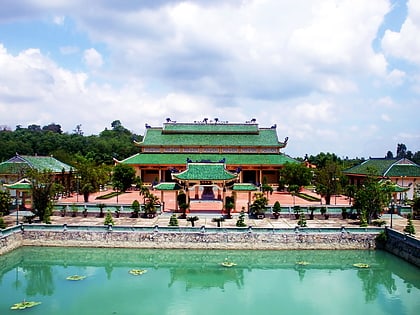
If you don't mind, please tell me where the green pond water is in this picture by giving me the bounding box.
[0,247,419,315]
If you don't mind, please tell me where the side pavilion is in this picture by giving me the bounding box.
[344,157,420,201]
[171,162,238,203]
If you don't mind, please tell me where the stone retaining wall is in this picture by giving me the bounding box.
[384,228,420,267]
[1,229,377,254]
[0,232,23,255]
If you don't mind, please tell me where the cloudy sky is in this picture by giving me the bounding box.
[0,0,419,158]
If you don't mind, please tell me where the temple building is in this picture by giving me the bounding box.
[344,157,420,201]
[0,154,73,185]
[119,119,296,186]
[0,154,73,209]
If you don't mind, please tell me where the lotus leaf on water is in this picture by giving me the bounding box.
[10,301,41,310]
[66,275,87,281]
[129,269,147,276]
[220,261,237,267]
[353,263,370,268]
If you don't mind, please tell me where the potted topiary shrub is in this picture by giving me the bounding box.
[104,210,114,226]
[71,204,78,217]
[224,196,235,219]
[186,216,199,227]
[250,192,268,219]
[179,202,189,219]
[131,200,140,218]
[168,214,179,226]
[341,207,348,219]
[404,214,416,235]
[308,206,316,220]
[143,192,159,218]
[212,216,225,227]
[177,192,187,213]
[114,206,120,218]
[293,206,301,219]
[272,201,281,219]
[320,206,329,219]
[298,212,307,227]
[236,209,247,227]
[60,205,67,217]
[98,203,106,218]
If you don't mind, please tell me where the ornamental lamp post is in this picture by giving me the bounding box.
[15,197,19,226]
[75,174,81,203]
[390,199,395,229]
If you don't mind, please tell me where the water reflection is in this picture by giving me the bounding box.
[0,246,419,308]
[357,267,396,302]
[168,267,244,291]
[23,265,54,296]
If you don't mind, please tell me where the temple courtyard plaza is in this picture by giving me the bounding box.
[5,187,418,238]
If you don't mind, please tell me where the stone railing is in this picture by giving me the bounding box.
[1,224,382,255]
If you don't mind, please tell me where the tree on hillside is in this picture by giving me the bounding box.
[27,169,60,223]
[0,190,12,215]
[353,169,393,225]
[280,162,312,188]
[313,160,342,205]
[396,143,407,158]
[73,154,111,202]
[112,164,136,192]
[307,152,340,168]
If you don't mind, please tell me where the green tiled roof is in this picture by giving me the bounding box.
[21,155,73,172]
[154,183,183,190]
[0,155,73,174]
[162,122,259,134]
[385,164,420,177]
[140,127,283,147]
[344,158,420,177]
[172,163,237,181]
[121,153,297,166]
[232,183,258,191]
[0,162,30,174]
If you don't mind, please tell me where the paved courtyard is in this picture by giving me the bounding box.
[4,187,419,238]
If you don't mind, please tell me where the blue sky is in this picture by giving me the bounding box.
[0,0,419,159]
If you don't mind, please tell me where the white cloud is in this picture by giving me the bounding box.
[386,69,405,86]
[70,0,391,100]
[83,48,103,69]
[292,101,335,123]
[382,0,420,65]
[381,113,391,122]
[53,15,65,25]
[60,46,79,55]
[0,1,419,158]
[375,96,396,108]
[287,0,389,75]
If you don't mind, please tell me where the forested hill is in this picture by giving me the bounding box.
[1,121,419,167]
[0,121,142,165]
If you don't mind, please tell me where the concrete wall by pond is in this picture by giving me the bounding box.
[1,226,378,255]
[384,228,420,267]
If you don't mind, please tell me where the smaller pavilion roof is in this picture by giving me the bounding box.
[379,180,410,193]
[154,182,183,191]
[232,183,258,191]
[172,163,237,181]
[4,178,32,190]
